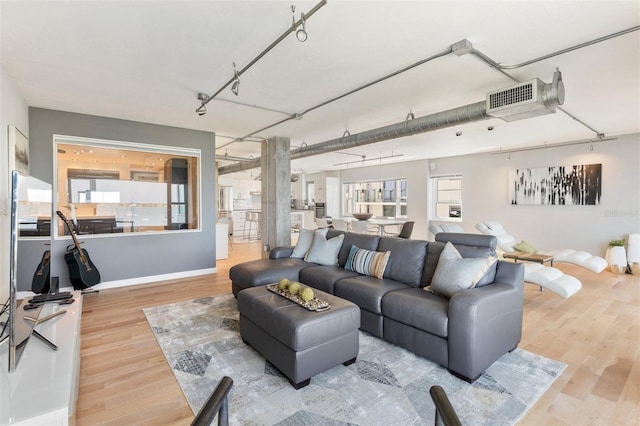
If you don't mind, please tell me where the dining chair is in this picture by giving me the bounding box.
[331,218,348,231]
[316,218,330,228]
[385,221,414,239]
[351,221,369,233]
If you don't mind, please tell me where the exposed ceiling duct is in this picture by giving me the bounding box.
[218,70,565,175]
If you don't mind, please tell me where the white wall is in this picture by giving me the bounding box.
[428,133,640,256]
[0,65,29,301]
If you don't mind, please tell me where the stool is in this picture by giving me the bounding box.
[237,285,360,389]
[243,211,260,240]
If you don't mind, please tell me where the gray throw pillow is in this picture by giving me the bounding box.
[291,228,328,258]
[429,242,497,298]
[305,232,345,266]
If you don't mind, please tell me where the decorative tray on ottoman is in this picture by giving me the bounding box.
[266,284,331,312]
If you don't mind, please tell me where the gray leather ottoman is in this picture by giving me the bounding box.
[237,285,360,389]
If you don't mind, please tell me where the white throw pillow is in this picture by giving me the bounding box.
[305,232,345,266]
[429,242,497,298]
[291,228,328,258]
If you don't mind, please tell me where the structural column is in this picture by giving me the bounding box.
[261,137,291,258]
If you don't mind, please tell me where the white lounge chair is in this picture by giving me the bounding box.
[475,221,607,273]
[475,221,601,299]
[429,223,465,236]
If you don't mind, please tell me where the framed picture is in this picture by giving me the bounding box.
[8,125,30,175]
[509,163,602,205]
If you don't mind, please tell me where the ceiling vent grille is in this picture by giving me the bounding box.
[489,82,534,109]
[486,77,562,122]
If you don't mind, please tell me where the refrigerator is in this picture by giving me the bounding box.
[217,186,233,234]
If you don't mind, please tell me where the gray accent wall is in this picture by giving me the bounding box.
[27,107,216,291]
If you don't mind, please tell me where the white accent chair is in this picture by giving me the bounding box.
[315,218,330,228]
[475,221,607,273]
[429,223,464,236]
[475,221,588,299]
[351,220,369,233]
[331,218,348,232]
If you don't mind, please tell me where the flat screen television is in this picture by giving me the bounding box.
[0,170,52,372]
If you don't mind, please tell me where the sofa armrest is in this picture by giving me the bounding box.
[447,262,524,381]
[269,246,295,259]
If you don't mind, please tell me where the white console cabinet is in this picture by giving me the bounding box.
[0,292,82,425]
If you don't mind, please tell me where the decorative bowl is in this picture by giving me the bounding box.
[352,213,373,221]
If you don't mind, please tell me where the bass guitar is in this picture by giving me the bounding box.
[56,210,101,290]
[31,249,51,294]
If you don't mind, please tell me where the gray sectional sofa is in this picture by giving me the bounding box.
[229,230,525,382]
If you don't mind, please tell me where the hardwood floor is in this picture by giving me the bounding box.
[74,242,639,425]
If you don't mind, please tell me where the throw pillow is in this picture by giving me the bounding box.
[345,245,391,279]
[291,228,328,258]
[305,232,345,266]
[513,240,537,253]
[428,242,498,298]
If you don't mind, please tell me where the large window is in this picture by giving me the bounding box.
[343,179,407,218]
[54,135,200,236]
[431,175,462,220]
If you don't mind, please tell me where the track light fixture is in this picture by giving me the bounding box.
[292,5,308,42]
[296,13,308,42]
[231,63,240,96]
[196,92,209,116]
[195,0,326,115]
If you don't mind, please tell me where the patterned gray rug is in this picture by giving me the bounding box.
[143,294,565,425]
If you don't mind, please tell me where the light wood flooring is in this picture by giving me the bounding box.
[74,242,639,425]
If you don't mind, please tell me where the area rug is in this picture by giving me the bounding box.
[143,294,566,425]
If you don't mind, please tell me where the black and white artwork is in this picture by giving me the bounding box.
[509,163,602,205]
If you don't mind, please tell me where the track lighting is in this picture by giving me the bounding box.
[196,92,209,116]
[231,63,240,96]
[296,13,308,42]
[292,6,308,42]
[194,1,326,115]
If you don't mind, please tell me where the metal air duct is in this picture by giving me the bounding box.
[218,70,564,175]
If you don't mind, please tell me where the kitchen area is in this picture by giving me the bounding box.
[217,173,324,249]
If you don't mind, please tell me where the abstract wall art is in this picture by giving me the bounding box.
[8,125,30,175]
[509,163,602,205]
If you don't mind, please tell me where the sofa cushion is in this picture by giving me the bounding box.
[422,235,498,287]
[327,231,380,267]
[345,245,390,279]
[299,265,359,294]
[377,237,428,287]
[382,288,449,338]
[305,232,344,266]
[334,275,408,314]
[429,242,497,298]
[291,228,328,258]
[229,258,312,288]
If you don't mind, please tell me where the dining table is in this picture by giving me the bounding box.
[345,217,406,235]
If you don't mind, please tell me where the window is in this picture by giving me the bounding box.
[54,135,200,236]
[431,175,462,221]
[342,179,407,218]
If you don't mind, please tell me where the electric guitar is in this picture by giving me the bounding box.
[31,249,51,294]
[56,210,101,289]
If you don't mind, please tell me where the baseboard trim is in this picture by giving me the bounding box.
[17,268,217,299]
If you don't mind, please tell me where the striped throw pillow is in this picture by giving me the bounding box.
[345,245,390,279]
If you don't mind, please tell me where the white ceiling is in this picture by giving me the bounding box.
[2,1,639,179]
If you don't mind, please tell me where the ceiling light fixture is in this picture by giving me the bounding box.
[196,92,209,116]
[296,13,308,42]
[291,6,308,42]
[231,63,240,96]
[195,0,326,115]
[456,131,462,137]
